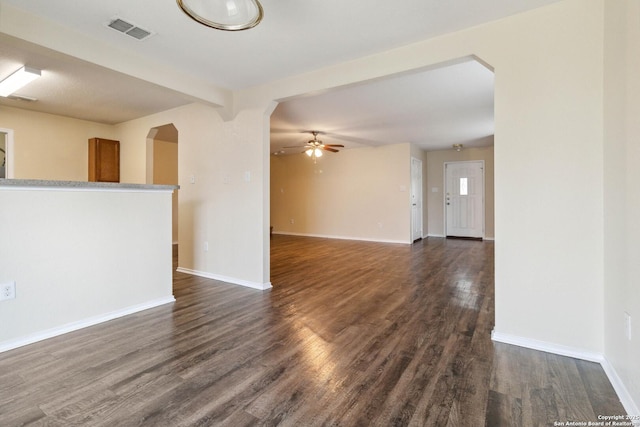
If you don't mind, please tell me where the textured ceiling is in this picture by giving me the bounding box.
[271,60,495,153]
[0,0,561,148]
[0,34,195,125]
[0,0,560,89]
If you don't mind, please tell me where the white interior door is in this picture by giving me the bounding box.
[411,157,423,242]
[445,161,484,238]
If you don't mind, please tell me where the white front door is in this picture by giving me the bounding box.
[411,157,423,242]
[445,161,484,238]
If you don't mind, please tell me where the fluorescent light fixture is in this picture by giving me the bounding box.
[0,66,41,97]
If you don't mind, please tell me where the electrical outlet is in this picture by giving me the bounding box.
[0,282,16,301]
[625,312,632,341]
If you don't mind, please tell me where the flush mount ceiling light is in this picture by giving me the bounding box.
[176,0,263,31]
[0,66,41,97]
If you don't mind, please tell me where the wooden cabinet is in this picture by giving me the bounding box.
[89,138,120,182]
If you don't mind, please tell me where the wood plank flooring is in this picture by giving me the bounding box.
[0,235,626,426]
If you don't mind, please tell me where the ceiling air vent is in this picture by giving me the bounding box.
[107,18,153,41]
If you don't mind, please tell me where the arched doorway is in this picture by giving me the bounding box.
[147,124,179,266]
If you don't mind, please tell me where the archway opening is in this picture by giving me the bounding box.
[147,123,179,268]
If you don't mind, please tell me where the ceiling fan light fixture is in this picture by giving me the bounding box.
[176,0,263,31]
[287,131,342,162]
[305,147,323,163]
[453,144,463,152]
[305,148,323,157]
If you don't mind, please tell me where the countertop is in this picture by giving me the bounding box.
[0,179,179,191]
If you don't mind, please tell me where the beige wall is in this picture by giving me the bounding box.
[603,0,640,412]
[241,0,606,368]
[426,145,494,239]
[271,143,412,243]
[115,103,273,289]
[2,0,609,355]
[0,105,116,180]
[238,0,612,383]
[0,101,272,289]
[152,139,179,243]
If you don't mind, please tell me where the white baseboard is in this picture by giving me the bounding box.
[0,296,175,353]
[491,330,604,362]
[492,330,640,421]
[273,232,491,244]
[272,231,409,245]
[600,357,640,423]
[176,267,272,291]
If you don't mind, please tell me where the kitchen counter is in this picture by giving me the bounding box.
[0,178,178,192]
[0,178,177,352]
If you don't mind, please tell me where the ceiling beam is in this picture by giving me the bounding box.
[0,3,232,110]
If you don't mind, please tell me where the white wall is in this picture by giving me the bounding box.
[603,0,640,413]
[271,143,412,243]
[0,186,174,351]
[489,0,604,353]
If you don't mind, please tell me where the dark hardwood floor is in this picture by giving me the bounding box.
[0,235,625,426]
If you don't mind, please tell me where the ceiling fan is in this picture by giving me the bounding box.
[285,131,344,162]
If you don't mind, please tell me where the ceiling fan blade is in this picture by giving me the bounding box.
[322,147,339,153]
[323,144,345,148]
[284,145,308,149]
